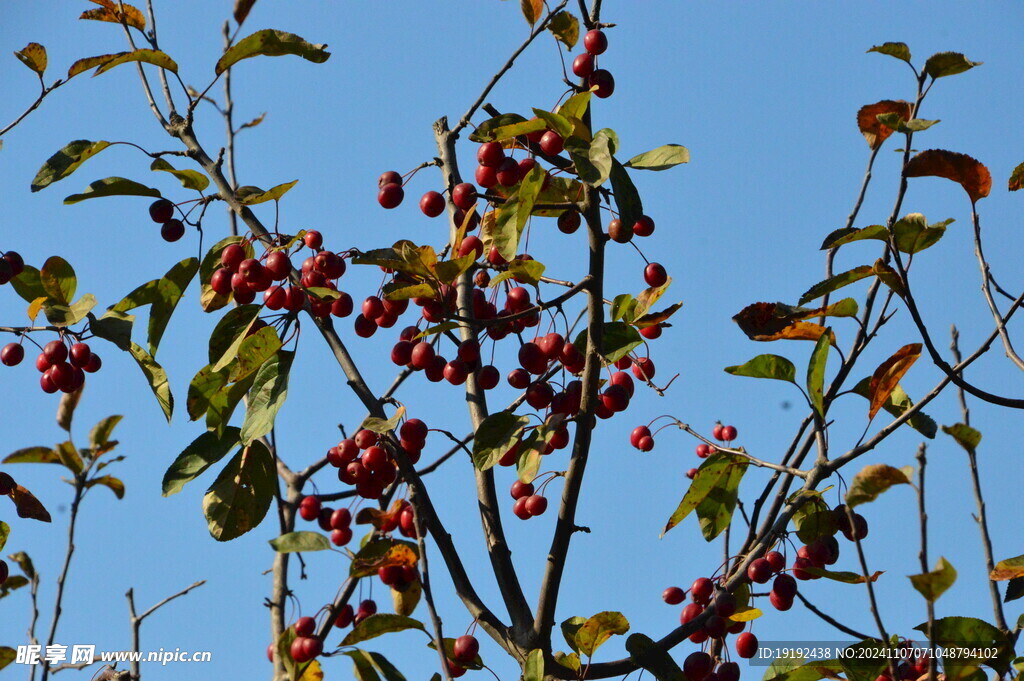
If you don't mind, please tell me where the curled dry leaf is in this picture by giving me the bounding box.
[857,100,912,150]
[10,485,52,522]
[867,343,922,420]
[904,149,991,204]
[732,302,835,343]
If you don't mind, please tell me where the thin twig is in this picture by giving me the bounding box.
[126,581,206,680]
[915,444,938,681]
[411,488,455,681]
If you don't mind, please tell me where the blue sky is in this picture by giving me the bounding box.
[2,2,1024,680]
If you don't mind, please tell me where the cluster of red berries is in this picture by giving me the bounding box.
[571,29,615,99]
[148,199,185,242]
[0,250,25,285]
[664,578,760,680]
[297,497,354,547]
[2,338,101,393]
[509,480,548,519]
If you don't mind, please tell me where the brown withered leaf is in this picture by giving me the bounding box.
[868,343,922,420]
[904,149,992,204]
[634,302,682,328]
[857,100,912,150]
[733,302,836,343]
[355,499,404,531]
[80,0,146,30]
[521,0,544,24]
[1008,162,1024,192]
[10,485,52,522]
[234,0,257,26]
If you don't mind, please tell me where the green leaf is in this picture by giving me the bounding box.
[115,257,200,355]
[1009,162,1024,191]
[30,140,110,191]
[868,42,911,63]
[576,611,630,658]
[3,446,60,464]
[341,614,426,646]
[696,454,747,541]
[368,652,407,681]
[88,309,134,351]
[269,531,331,553]
[840,641,889,681]
[362,406,405,435]
[924,52,982,79]
[128,342,173,422]
[573,321,643,365]
[55,440,84,474]
[942,423,982,453]
[162,427,241,496]
[240,350,294,445]
[850,378,937,439]
[7,551,35,580]
[9,266,48,304]
[14,42,47,76]
[86,475,125,499]
[626,633,685,681]
[516,164,546,230]
[522,649,545,681]
[807,330,830,416]
[39,256,76,304]
[43,293,97,327]
[793,498,836,544]
[913,617,1011,680]
[209,304,263,367]
[804,567,883,584]
[910,556,957,601]
[469,113,529,143]
[237,180,298,205]
[876,114,940,134]
[215,29,330,74]
[662,452,744,536]
[0,521,8,553]
[820,224,887,250]
[624,144,690,171]
[799,266,874,305]
[845,463,912,508]
[558,91,592,121]
[64,176,161,204]
[892,213,952,254]
[725,355,797,383]
[547,11,579,49]
[505,258,546,286]
[83,49,178,76]
[561,616,586,655]
[202,440,276,541]
[150,158,209,191]
[533,108,573,139]
[610,294,637,322]
[229,326,282,383]
[0,575,30,599]
[89,415,123,451]
[345,650,382,681]
[350,539,418,578]
[187,365,227,421]
[472,412,531,471]
[609,160,643,228]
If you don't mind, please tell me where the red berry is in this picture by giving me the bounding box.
[684,652,713,681]
[496,158,521,187]
[632,357,655,380]
[334,604,354,628]
[420,191,446,217]
[525,495,548,516]
[765,550,786,572]
[379,171,402,188]
[475,164,498,188]
[607,218,632,243]
[644,263,668,287]
[691,577,713,605]
[719,662,741,681]
[43,340,67,364]
[769,590,793,611]
[477,142,505,168]
[735,632,758,659]
[378,183,404,209]
[747,558,773,584]
[558,211,581,234]
[3,252,24,277]
[507,368,531,389]
[295,616,316,638]
[331,527,353,546]
[512,496,531,519]
[772,573,798,599]
[539,131,564,156]
[83,354,102,373]
[572,52,595,78]
[637,436,654,452]
[662,586,685,605]
[1,343,24,367]
[630,425,651,448]
[303,230,323,249]
[161,219,185,242]
[584,29,608,55]
[149,199,174,223]
[588,69,615,98]
[298,496,321,521]
[452,183,477,210]
[0,472,15,495]
[453,635,479,665]
[721,425,738,441]
[478,365,499,390]
[633,215,655,237]
[686,468,698,479]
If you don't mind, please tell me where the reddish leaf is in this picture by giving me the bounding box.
[520,0,544,24]
[732,302,836,343]
[904,149,992,204]
[234,0,257,25]
[868,344,922,420]
[857,100,911,150]
[9,485,52,522]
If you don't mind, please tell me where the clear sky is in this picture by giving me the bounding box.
[2,2,1024,680]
